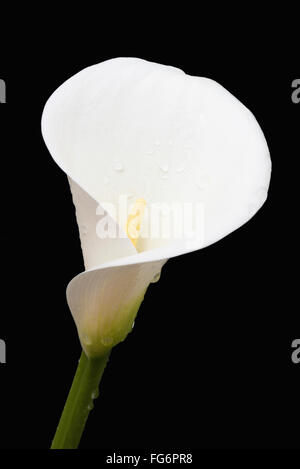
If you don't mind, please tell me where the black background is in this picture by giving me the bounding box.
[0,9,299,454]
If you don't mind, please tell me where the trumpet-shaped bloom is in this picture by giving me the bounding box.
[42,58,271,358]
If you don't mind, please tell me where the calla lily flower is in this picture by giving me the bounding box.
[42,57,271,359]
[42,58,271,449]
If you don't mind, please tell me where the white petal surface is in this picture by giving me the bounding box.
[68,178,136,270]
[42,58,271,356]
[67,258,166,357]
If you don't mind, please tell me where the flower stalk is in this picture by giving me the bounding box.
[51,350,110,449]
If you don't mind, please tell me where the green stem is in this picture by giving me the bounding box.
[51,350,110,449]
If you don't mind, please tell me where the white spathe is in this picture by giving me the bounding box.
[41,58,271,358]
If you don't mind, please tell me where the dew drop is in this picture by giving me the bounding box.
[87,401,94,411]
[113,160,124,172]
[151,272,161,283]
[82,334,92,345]
[248,203,257,214]
[159,163,169,173]
[81,224,88,235]
[101,336,113,346]
[92,389,99,400]
[176,163,186,173]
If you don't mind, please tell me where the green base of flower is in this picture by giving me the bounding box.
[80,292,146,359]
[51,350,110,449]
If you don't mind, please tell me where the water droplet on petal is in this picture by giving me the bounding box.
[176,163,186,173]
[101,336,113,347]
[151,272,161,283]
[82,334,92,345]
[248,203,257,214]
[159,163,169,173]
[113,160,124,172]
